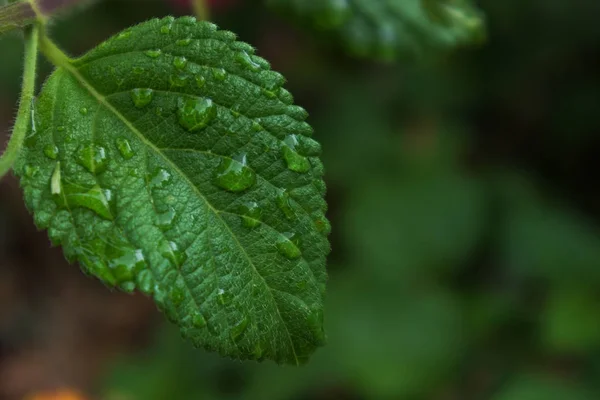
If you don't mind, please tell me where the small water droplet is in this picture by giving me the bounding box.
[130,88,154,108]
[230,314,249,341]
[160,23,172,34]
[145,49,162,58]
[251,121,262,132]
[169,73,189,87]
[156,207,176,230]
[261,88,277,99]
[116,30,131,40]
[191,311,206,328]
[160,240,187,267]
[217,288,233,305]
[25,165,39,178]
[276,189,296,220]
[136,269,154,294]
[57,126,65,132]
[54,183,115,220]
[115,138,135,160]
[212,68,227,81]
[177,97,217,132]
[195,74,206,88]
[155,107,164,117]
[77,144,108,174]
[277,232,301,259]
[44,144,59,160]
[235,51,261,72]
[176,38,192,46]
[50,162,61,195]
[282,135,310,173]
[173,56,187,70]
[133,66,144,74]
[170,287,185,306]
[230,105,241,118]
[214,154,256,192]
[79,107,88,115]
[149,168,172,188]
[239,201,262,228]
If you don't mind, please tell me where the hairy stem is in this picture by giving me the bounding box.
[0,23,39,178]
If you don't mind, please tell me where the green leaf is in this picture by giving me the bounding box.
[267,0,486,60]
[15,16,330,365]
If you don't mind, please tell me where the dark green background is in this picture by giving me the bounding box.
[1,0,600,399]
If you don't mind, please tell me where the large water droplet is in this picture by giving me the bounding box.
[156,207,176,230]
[277,232,301,259]
[177,97,217,132]
[44,144,59,160]
[191,311,206,328]
[173,56,188,70]
[212,68,227,81]
[108,247,145,285]
[282,135,310,173]
[261,88,277,99]
[214,154,256,192]
[79,107,88,115]
[217,288,233,305]
[116,30,132,40]
[276,189,296,220]
[149,168,172,188]
[236,51,261,72]
[145,49,162,58]
[230,314,249,341]
[130,88,153,108]
[160,240,187,267]
[195,74,206,88]
[25,165,39,178]
[176,38,192,46]
[169,73,189,87]
[77,144,108,174]
[239,201,262,228]
[115,138,135,160]
[54,183,115,220]
[160,23,172,34]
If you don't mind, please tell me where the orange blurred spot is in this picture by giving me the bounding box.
[25,389,88,400]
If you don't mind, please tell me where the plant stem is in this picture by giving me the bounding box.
[0,22,39,178]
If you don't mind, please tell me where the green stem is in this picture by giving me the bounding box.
[0,23,39,178]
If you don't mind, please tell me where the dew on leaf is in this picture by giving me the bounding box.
[212,68,227,81]
[54,183,115,220]
[217,288,233,305]
[230,314,249,341]
[160,23,172,34]
[160,240,187,267]
[145,49,162,58]
[116,30,132,40]
[133,67,144,75]
[115,138,135,160]
[108,246,145,285]
[276,189,296,220]
[195,74,206,88]
[191,311,206,328]
[170,73,189,87]
[282,134,310,173]
[261,88,277,99]
[173,56,188,70]
[120,281,136,293]
[236,51,261,72]
[156,207,176,230]
[176,38,192,46]
[214,154,256,192]
[50,162,61,195]
[130,88,154,108]
[149,168,172,188]
[136,269,154,294]
[25,165,39,178]
[79,107,88,115]
[76,144,108,174]
[177,97,217,132]
[239,201,262,228]
[43,144,59,160]
[251,121,263,132]
[277,232,302,260]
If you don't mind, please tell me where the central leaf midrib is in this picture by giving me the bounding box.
[56,63,300,363]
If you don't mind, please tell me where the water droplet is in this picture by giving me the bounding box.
[235,51,261,72]
[169,73,189,87]
[130,88,154,108]
[160,240,187,267]
[314,217,332,235]
[251,121,263,132]
[230,105,241,118]
[214,154,256,192]
[239,201,262,228]
[282,135,310,173]
[79,107,88,115]
[77,144,108,174]
[170,287,185,306]
[115,138,135,160]
[149,168,172,188]
[57,126,65,132]
[109,247,145,285]
[145,49,162,58]
[277,232,301,260]
[212,68,227,81]
[133,66,144,74]
[230,314,249,341]
[160,23,172,34]
[54,183,115,220]
[191,311,206,328]
[25,165,39,178]
[116,30,131,40]
[276,189,296,220]
[173,56,187,70]
[156,207,176,230]
[50,162,61,195]
[44,144,59,160]
[155,107,164,117]
[176,38,192,46]
[261,88,277,99]
[307,306,326,345]
[217,288,233,305]
[136,269,154,294]
[177,97,217,132]
[195,74,206,88]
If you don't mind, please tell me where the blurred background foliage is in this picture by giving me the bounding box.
[2,0,600,399]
